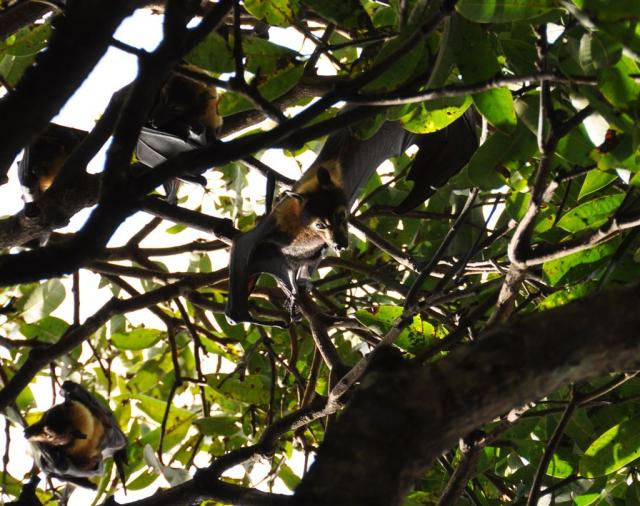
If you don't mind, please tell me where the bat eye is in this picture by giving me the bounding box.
[315,222,327,230]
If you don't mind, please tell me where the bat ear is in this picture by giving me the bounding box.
[284,190,305,201]
[316,166,332,187]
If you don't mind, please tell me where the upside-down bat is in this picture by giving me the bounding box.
[225,109,478,327]
[24,381,127,490]
[18,123,86,218]
[136,73,222,191]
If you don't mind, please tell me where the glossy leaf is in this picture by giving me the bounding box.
[538,281,597,310]
[363,38,427,93]
[218,63,304,116]
[457,0,556,23]
[193,415,240,436]
[578,170,618,200]
[0,23,51,86]
[467,121,536,190]
[186,32,234,73]
[572,0,640,22]
[543,238,621,286]
[301,0,372,30]
[244,0,297,26]
[580,416,640,477]
[21,279,65,324]
[19,316,69,343]
[599,58,640,108]
[111,328,163,351]
[579,31,623,72]
[208,374,271,404]
[556,193,624,233]
[400,96,472,134]
[356,305,435,353]
[451,15,516,132]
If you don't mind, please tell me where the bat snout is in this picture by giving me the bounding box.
[333,233,349,252]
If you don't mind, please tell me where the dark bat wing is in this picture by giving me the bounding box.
[393,109,478,214]
[18,123,87,216]
[60,381,128,487]
[61,381,127,452]
[136,127,207,186]
[316,119,413,205]
[49,473,97,490]
[29,440,101,488]
[225,215,290,327]
[6,476,43,506]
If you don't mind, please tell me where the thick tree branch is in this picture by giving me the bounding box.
[293,281,640,506]
[0,0,138,182]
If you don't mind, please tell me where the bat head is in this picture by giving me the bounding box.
[24,403,83,446]
[289,166,349,251]
[152,74,220,144]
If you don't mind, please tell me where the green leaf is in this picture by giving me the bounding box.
[218,64,304,116]
[185,32,234,74]
[19,316,69,343]
[456,0,556,23]
[578,170,618,200]
[193,415,240,437]
[132,394,195,425]
[556,194,624,233]
[126,471,158,491]
[579,416,640,477]
[579,86,636,134]
[555,126,595,166]
[472,88,517,133]
[573,0,640,22]
[301,0,372,30]
[111,328,163,351]
[579,31,623,72]
[278,463,301,491]
[363,37,427,93]
[243,36,299,74]
[22,279,65,323]
[574,492,602,506]
[244,0,297,26]
[538,281,597,310]
[543,238,620,286]
[400,96,472,134]
[208,374,270,404]
[546,451,575,478]
[450,15,516,132]
[467,121,537,190]
[598,59,640,109]
[165,223,186,234]
[0,23,51,57]
[355,305,435,353]
[351,111,386,140]
[0,23,51,86]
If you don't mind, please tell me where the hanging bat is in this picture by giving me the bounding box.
[18,123,86,218]
[136,73,222,193]
[225,109,478,326]
[149,73,222,145]
[24,381,127,490]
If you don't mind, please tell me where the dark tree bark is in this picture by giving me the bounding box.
[0,0,138,182]
[292,282,640,506]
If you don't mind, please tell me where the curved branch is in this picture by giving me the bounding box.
[293,281,640,505]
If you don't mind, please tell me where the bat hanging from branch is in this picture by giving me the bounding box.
[18,123,87,219]
[135,72,222,196]
[24,381,128,491]
[225,108,478,327]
